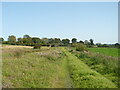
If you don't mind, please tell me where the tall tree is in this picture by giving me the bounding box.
[89,39,94,45]
[17,38,23,45]
[62,39,70,45]
[72,38,77,43]
[48,38,54,44]
[8,35,16,45]
[0,37,4,44]
[54,38,61,43]
[23,35,32,46]
[32,37,41,44]
[0,37,4,42]
[41,38,49,45]
[23,34,31,38]
[79,40,84,44]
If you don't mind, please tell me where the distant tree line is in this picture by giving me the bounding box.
[0,35,119,48]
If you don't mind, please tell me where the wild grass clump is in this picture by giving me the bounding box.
[36,48,65,61]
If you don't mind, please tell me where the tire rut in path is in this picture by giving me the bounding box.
[64,56,73,88]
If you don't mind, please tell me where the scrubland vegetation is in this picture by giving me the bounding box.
[1,35,119,88]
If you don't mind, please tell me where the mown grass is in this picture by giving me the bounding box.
[2,47,70,88]
[63,48,117,88]
[88,48,118,57]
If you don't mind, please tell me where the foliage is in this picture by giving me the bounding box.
[0,37,4,42]
[89,39,94,45]
[62,39,70,45]
[8,35,16,45]
[31,37,41,45]
[33,44,41,49]
[72,43,87,51]
[72,38,77,43]
[79,40,84,44]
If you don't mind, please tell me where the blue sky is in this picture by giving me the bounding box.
[2,2,118,44]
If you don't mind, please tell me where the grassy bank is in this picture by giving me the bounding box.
[70,48,118,87]
[63,48,117,88]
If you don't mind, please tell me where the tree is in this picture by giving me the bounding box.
[89,39,94,45]
[79,40,84,44]
[8,35,16,45]
[114,43,120,48]
[84,40,89,45]
[41,38,49,45]
[0,37,4,43]
[23,34,31,38]
[32,37,41,44]
[22,35,33,46]
[72,38,77,43]
[53,38,61,44]
[48,38,54,44]
[62,39,70,45]
[0,37,4,44]
[17,38,23,45]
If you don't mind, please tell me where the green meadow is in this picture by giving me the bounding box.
[2,45,118,88]
[88,48,118,57]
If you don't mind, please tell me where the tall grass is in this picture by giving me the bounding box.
[63,48,117,88]
[2,47,69,88]
[71,50,118,86]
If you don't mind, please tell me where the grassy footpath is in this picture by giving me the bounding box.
[62,47,117,88]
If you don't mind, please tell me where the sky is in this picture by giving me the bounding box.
[2,2,118,44]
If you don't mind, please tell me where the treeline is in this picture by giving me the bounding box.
[0,35,93,46]
[0,34,119,48]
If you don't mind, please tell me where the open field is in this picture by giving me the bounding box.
[88,48,118,57]
[2,45,118,88]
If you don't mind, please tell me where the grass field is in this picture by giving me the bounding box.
[88,48,118,57]
[2,45,118,88]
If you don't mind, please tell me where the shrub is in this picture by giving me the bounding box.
[33,44,41,49]
[72,43,87,51]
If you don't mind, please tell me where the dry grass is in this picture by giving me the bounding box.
[2,45,33,49]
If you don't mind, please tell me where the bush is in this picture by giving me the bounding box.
[72,43,87,51]
[33,44,41,49]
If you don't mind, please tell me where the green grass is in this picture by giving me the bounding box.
[2,46,118,88]
[70,49,118,87]
[62,48,117,88]
[2,47,70,88]
[88,48,118,57]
